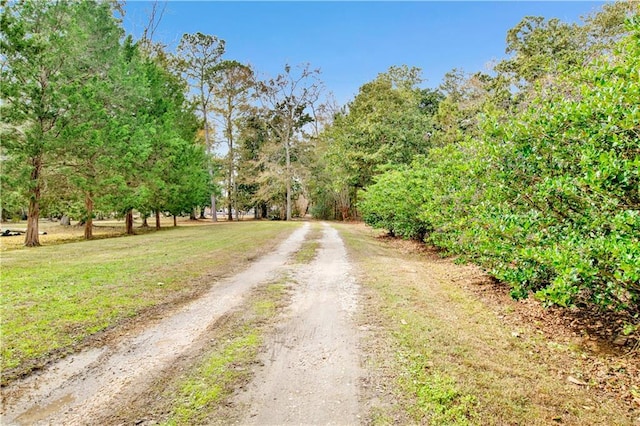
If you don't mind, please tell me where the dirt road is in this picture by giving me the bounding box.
[235,223,362,424]
[1,222,364,425]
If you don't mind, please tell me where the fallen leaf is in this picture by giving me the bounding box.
[568,376,588,386]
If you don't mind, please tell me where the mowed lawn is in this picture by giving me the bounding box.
[0,221,300,379]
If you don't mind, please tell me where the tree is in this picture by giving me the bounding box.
[316,65,437,219]
[0,0,124,245]
[210,61,254,220]
[432,69,495,146]
[175,32,225,221]
[495,16,583,89]
[494,3,638,94]
[165,142,212,226]
[255,63,323,220]
[580,2,639,65]
[56,2,128,239]
[236,114,270,218]
[135,45,204,231]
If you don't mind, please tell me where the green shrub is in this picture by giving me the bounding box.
[360,20,639,313]
[360,162,432,240]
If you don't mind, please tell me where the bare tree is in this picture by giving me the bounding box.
[255,64,323,221]
[141,1,167,43]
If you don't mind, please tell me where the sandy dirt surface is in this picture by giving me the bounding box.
[234,223,362,425]
[1,223,318,425]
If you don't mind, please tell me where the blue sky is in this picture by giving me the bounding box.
[123,1,606,106]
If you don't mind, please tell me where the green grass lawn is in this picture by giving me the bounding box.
[0,221,300,380]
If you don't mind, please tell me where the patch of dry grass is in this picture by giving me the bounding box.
[292,221,323,264]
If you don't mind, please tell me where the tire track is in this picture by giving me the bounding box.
[235,222,363,425]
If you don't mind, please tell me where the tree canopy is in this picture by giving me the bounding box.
[1,0,210,242]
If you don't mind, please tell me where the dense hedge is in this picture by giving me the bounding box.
[361,21,639,312]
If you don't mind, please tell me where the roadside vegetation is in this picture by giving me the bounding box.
[358,16,639,316]
[0,221,299,382]
[315,4,639,328]
[337,223,638,425]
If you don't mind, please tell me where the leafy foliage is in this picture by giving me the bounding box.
[360,14,640,313]
[1,1,211,241]
[254,63,324,220]
[315,66,438,219]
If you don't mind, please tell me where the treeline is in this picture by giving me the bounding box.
[1,1,328,246]
[313,3,639,313]
[1,1,210,245]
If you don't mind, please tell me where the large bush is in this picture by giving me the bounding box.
[360,162,432,240]
[361,20,639,312]
[483,19,639,309]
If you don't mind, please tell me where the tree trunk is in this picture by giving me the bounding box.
[126,210,134,235]
[211,194,217,222]
[203,111,218,223]
[199,208,205,219]
[84,192,93,240]
[226,109,234,222]
[285,142,292,221]
[141,215,149,228]
[155,210,161,230]
[25,199,40,247]
[352,188,359,220]
[173,215,177,227]
[190,208,197,220]
[24,155,43,247]
[60,215,71,226]
[234,181,239,221]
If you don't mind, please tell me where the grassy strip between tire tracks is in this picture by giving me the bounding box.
[334,223,635,426]
[0,221,300,381]
[292,222,323,264]
[158,277,290,426]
